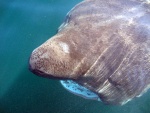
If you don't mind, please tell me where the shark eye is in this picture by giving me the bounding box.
[57,13,71,32]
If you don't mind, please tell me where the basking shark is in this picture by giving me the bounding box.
[29,0,150,105]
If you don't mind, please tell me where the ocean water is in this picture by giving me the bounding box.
[0,0,150,113]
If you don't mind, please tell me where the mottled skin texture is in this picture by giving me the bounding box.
[29,0,150,105]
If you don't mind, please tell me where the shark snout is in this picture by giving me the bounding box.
[29,47,49,76]
[28,36,83,79]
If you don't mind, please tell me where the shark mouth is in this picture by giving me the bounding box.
[60,80,101,101]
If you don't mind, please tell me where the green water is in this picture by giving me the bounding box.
[0,0,150,113]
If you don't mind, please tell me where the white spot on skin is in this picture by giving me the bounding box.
[59,42,70,53]
[145,0,150,4]
[148,0,150,3]
[128,7,137,12]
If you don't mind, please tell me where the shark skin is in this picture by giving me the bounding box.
[29,0,150,105]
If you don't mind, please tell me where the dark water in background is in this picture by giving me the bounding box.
[0,0,150,113]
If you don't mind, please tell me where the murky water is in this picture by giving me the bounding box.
[0,0,150,113]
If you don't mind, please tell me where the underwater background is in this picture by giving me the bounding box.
[1,0,150,113]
